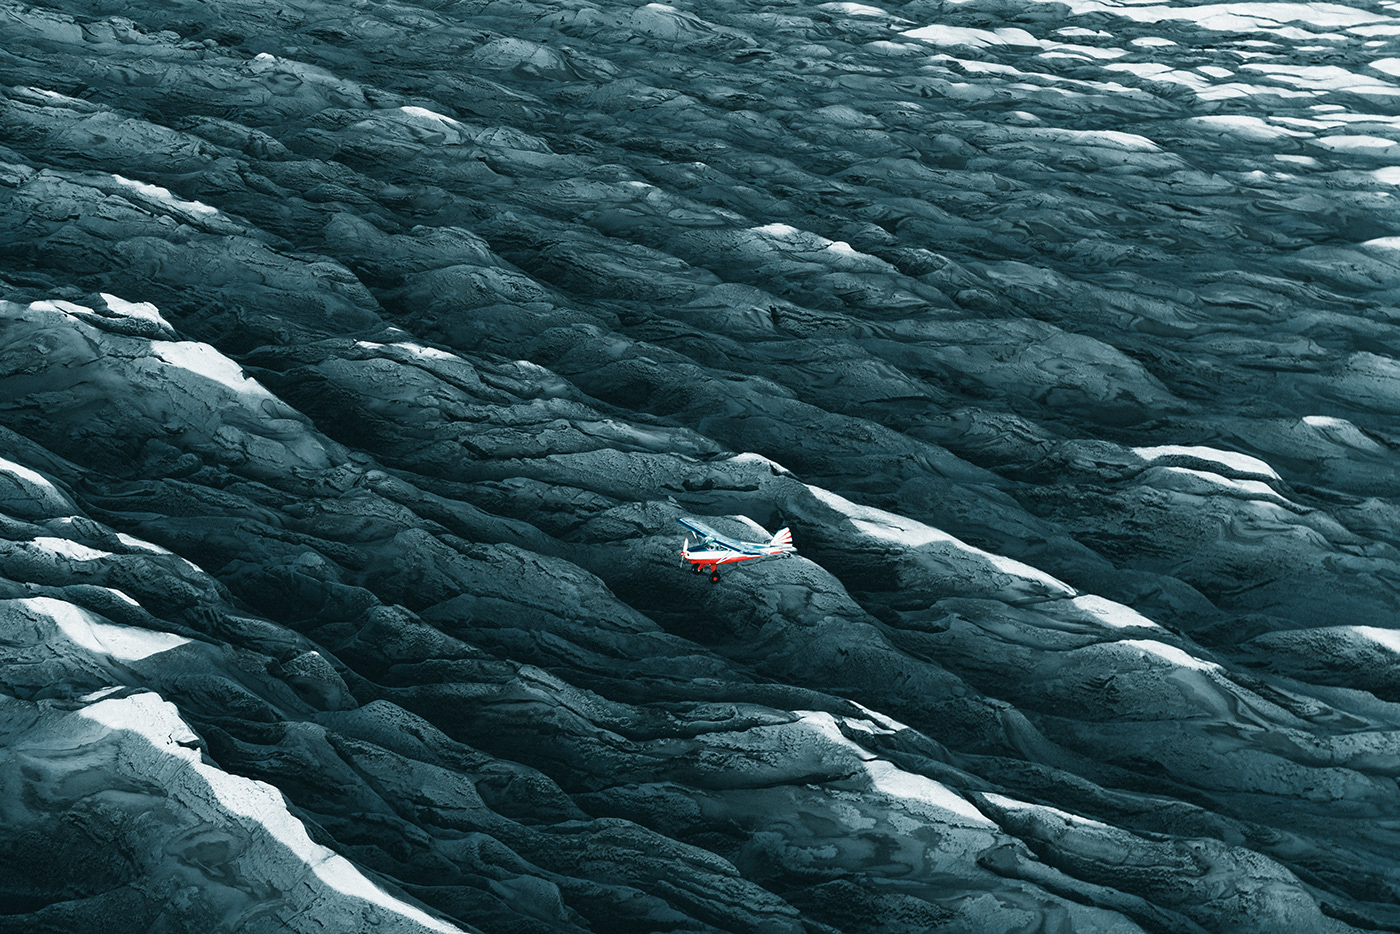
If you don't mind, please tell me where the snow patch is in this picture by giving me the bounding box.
[1040,43,1128,60]
[112,174,218,217]
[1106,62,1212,89]
[753,222,801,237]
[77,695,465,933]
[0,456,73,517]
[1316,135,1400,151]
[1032,1,1391,33]
[1156,467,1281,499]
[0,458,56,493]
[115,532,174,555]
[1190,115,1304,141]
[399,105,462,127]
[902,24,1041,48]
[1072,594,1162,630]
[1196,82,1322,102]
[1122,639,1219,672]
[730,451,791,474]
[1350,626,1400,654]
[99,293,173,329]
[1065,128,1160,150]
[31,536,111,561]
[1299,416,1385,451]
[26,597,189,661]
[822,1,907,18]
[104,588,142,607]
[153,341,274,399]
[1133,444,1280,480]
[846,701,913,734]
[356,340,459,362]
[865,760,994,826]
[983,793,1109,828]
[808,485,1075,595]
[1242,63,1396,94]
[797,711,993,826]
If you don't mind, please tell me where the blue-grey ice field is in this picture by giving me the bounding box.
[2,0,1400,931]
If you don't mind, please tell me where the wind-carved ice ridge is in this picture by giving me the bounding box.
[73,693,465,934]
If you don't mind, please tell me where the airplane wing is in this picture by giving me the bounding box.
[676,517,772,555]
[676,516,727,547]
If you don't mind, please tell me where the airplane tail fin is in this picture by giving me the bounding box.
[769,527,795,553]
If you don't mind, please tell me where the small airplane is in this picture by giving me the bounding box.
[677,516,796,583]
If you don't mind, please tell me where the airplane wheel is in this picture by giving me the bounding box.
[692,564,703,574]
[709,571,720,584]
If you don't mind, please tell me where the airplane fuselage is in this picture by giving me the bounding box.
[682,548,770,569]
[677,517,795,582]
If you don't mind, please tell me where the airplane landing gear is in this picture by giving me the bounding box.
[692,564,703,574]
[709,570,720,584]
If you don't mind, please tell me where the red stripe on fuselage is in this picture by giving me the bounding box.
[682,550,762,567]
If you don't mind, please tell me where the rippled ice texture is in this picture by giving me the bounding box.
[1,0,1400,931]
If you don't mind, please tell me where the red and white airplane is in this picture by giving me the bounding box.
[678,516,796,583]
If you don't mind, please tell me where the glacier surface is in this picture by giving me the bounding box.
[1,0,1399,931]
